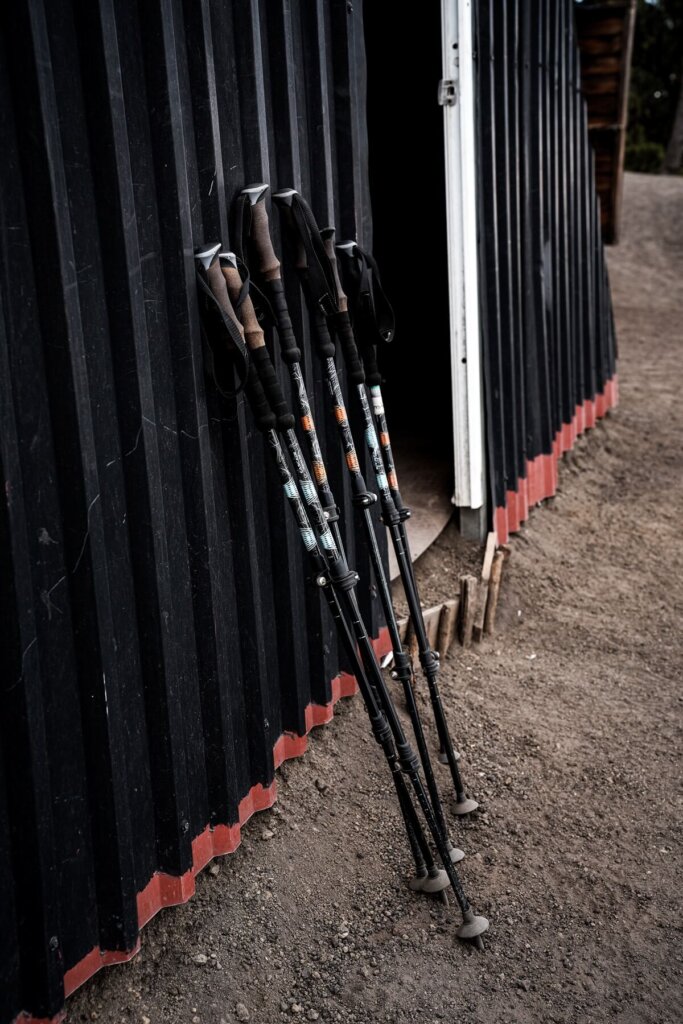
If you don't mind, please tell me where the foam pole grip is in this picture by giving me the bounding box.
[320,231,364,383]
[245,364,276,433]
[359,341,382,386]
[311,307,336,359]
[206,261,246,343]
[273,194,308,271]
[332,311,365,384]
[266,279,302,364]
[222,263,294,431]
[250,195,281,281]
[250,347,295,430]
[221,263,265,352]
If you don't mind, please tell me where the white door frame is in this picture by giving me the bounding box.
[440,0,486,518]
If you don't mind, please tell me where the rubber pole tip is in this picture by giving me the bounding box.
[453,797,479,816]
[456,910,489,943]
[421,869,450,894]
[447,842,466,864]
[408,870,427,892]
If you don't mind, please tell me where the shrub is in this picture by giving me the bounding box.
[624,141,665,173]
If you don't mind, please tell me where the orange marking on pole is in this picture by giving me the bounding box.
[346,452,359,472]
[380,432,390,447]
[388,472,398,490]
[334,405,347,424]
[301,415,313,432]
[313,462,327,484]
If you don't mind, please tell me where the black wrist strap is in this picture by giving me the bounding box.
[339,243,396,348]
[231,192,251,265]
[286,193,339,315]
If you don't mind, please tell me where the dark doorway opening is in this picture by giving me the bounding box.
[363,4,455,561]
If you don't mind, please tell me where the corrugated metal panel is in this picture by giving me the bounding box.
[0,3,386,1022]
[473,0,618,542]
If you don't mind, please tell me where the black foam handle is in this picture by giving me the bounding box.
[360,342,382,386]
[311,307,336,359]
[250,345,295,432]
[332,310,365,384]
[266,279,302,364]
[245,364,276,432]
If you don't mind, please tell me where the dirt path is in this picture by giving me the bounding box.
[71,173,682,1024]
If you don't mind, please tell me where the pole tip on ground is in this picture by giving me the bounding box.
[447,842,466,864]
[421,869,451,894]
[408,871,428,892]
[456,910,489,944]
[453,797,478,816]
[438,748,460,764]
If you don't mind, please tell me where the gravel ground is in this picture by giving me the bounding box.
[70,173,683,1024]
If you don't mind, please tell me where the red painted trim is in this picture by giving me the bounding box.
[494,376,618,544]
[13,627,391,1024]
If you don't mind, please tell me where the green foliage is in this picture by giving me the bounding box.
[628,0,683,164]
[624,140,666,171]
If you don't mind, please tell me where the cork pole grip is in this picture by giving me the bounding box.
[321,231,348,312]
[221,264,265,352]
[206,261,246,344]
[250,200,281,282]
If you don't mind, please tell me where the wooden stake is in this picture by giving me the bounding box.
[424,605,440,650]
[483,550,506,635]
[458,574,478,649]
[473,532,498,642]
[436,598,459,658]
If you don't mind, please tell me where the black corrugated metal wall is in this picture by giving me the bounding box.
[0,2,385,1021]
[474,0,618,542]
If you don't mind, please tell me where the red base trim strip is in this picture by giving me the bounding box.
[494,377,618,544]
[15,628,391,1024]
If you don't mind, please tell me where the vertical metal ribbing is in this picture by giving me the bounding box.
[91,0,224,870]
[0,746,20,1023]
[477,0,617,531]
[264,0,341,708]
[0,0,389,1017]
[0,14,104,1004]
[153,0,246,828]
[519,0,540,465]
[219,0,313,744]
[559,1,572,422]
[305,0,383,641]
[205,0,282,776]
[3,0,151,971]
[507,3,528,483]
[492,5,521,495]
[0,292,65,1017]
[476,2,509,511]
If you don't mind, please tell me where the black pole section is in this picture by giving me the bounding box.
[334,239,479,811]
[211,246,449,898]
[195,244,488,944]
[322,227,476,836]
[237,185,464,863]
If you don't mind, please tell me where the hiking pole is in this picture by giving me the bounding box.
[218,250,453,900]
[273,191,476,818]
[233,185,345,559]
[335,240,478,807]
[196,244,448,899]
[235,185,464,862]
[196,245,488,944]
